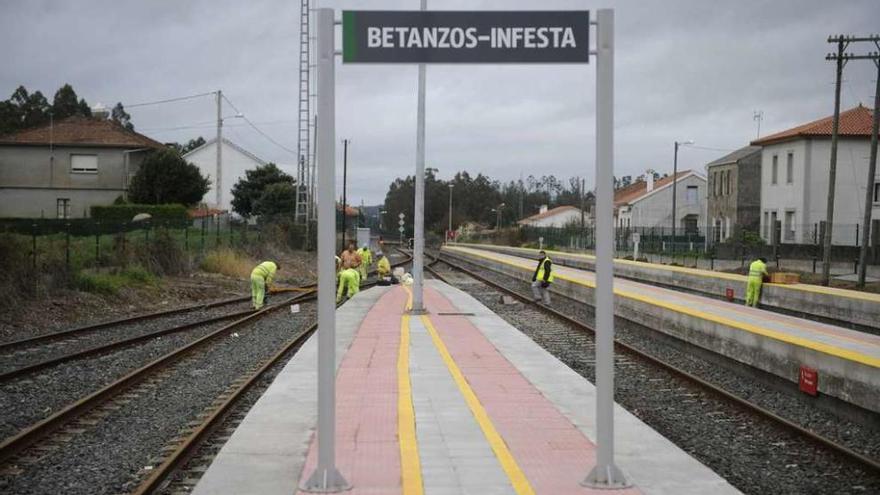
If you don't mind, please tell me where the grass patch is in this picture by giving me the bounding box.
[200,247,253,279]
[74,266,157,295]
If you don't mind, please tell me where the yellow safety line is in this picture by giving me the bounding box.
[446,246,880,368]
[420,314,536,495]
[453,243,880,303]
[398,287,423,494]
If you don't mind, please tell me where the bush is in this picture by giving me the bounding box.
[128,148,210,206]
[137,228,189,275]
[91,204,188,225]
[200,247,253,278]
[0,233,37,308]
[74,266,157,295]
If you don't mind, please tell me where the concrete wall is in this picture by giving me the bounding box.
[185,140,265,212]
[0,144,149,218]
[619,173,707,231]
[521,208,586,228]
[760,138,877,246]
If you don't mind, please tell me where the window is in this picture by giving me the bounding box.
[686,185,698,205]
[786,152,793,184]
[874,182,880,204]
[71,154,98,173]
[720,172,726,197]
[771,155,778,185]
[56,198,70,219]
[726,170,731,195]
[763,212,769,239]
[784,210,795,241]
[713,171,719,197]
[683,214,698,234]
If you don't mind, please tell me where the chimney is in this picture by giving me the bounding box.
[92,102,109,120]
[539,204,548,214]
[646,171,654,192]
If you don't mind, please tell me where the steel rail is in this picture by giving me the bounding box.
[0,291,314,464]
[428,253,880,474]
[0,307,261,381]
[0,294,254,352]
[128,254,414,494]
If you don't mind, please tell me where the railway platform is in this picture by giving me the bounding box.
[443,245,880,415]
[452,243,880,332]
[191,280,738,495]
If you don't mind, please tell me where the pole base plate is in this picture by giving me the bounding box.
[407,307,429,315]
[299,467,351,493]
[581,463,631,490]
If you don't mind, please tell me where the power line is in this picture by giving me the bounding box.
[688,144,737,152]
[125,91,216,108]
[222,94,297,156]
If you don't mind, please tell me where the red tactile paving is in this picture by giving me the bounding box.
[423,287,642,495]
[295,284,642,494]
[295,287,408,495]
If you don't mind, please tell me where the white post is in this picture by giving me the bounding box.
[583,9,630,489]
[411,0,428,314]
[216,90,223,208]
[301,8,350,492]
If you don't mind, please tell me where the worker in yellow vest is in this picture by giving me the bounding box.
[337,267,360,303]
[251,261,280,310]
[376,252,391,279]
[745,257,769,307]
[530,250,554,304]
[357,244,372,284]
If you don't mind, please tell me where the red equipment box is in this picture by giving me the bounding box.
[799,366,818,396]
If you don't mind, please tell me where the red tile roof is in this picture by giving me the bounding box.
[751,105,877,146]
[518,205,580,225]
[614,170,691,207]
[0,116,165,149]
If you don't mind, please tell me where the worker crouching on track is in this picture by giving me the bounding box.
[357,244,372,284]
[376,251,394,285]
[531,250,554,304]
[251,261,280,310]
[746,257,769,307]
[337,267,360,303]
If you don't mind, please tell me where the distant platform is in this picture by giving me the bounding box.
[191,281,739,494]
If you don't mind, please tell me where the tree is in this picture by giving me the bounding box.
[111,102,134,131]
[230,163,295,217]
[167,136,206,155]
[52,84,91,120]
[254,182,298,216]
[128,149,210,206]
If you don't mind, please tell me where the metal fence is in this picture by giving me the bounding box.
[0,213,266,273]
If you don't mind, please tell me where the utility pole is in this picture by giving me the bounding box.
[341,138,349,252]
[753,110,763,139]
[854,40,880,286]
[519,170,524,220]
[216,90,222,208]
[822,36,850,286]
[580,177,586,228]
[448,184,454,243]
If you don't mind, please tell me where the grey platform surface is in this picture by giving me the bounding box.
[192,281,739,495]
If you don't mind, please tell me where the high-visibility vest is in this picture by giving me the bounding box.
[251,261,277,284]
[748,260,766,281]
[536,257,555,283]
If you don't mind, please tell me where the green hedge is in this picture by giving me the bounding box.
[90,204,188,225]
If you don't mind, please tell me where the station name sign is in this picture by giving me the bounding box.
[342,11,590,64]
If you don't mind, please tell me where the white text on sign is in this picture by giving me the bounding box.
[366,26,578,50]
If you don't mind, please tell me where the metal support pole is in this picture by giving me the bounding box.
[858,58,880,286]
[583,8,630,489]
[341,138,349,252]
[671,141,679,256]
[448,184,454,243]
[410,0,428,314]
[822,39,847,286]
[301,8,349,492]
[216,90,223,208]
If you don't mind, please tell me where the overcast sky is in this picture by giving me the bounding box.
[2,0,878,207]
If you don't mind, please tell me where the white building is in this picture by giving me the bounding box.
[752,105,877,246]
[183,138,267,212]
[614,170,707,233]
[518,205,588,228]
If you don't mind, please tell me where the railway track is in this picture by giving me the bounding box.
[0,252,412,494]
[427,252,880,493]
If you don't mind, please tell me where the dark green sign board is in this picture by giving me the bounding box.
[342,11,590,64]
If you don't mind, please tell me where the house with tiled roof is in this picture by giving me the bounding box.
[706,145,762,242]
[750,105,879,246]
[614,170,707,234]
[518,205,589,228]
[0,115,164,218]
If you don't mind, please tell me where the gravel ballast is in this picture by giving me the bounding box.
[0,301,315,495]
[432,258,880,495]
